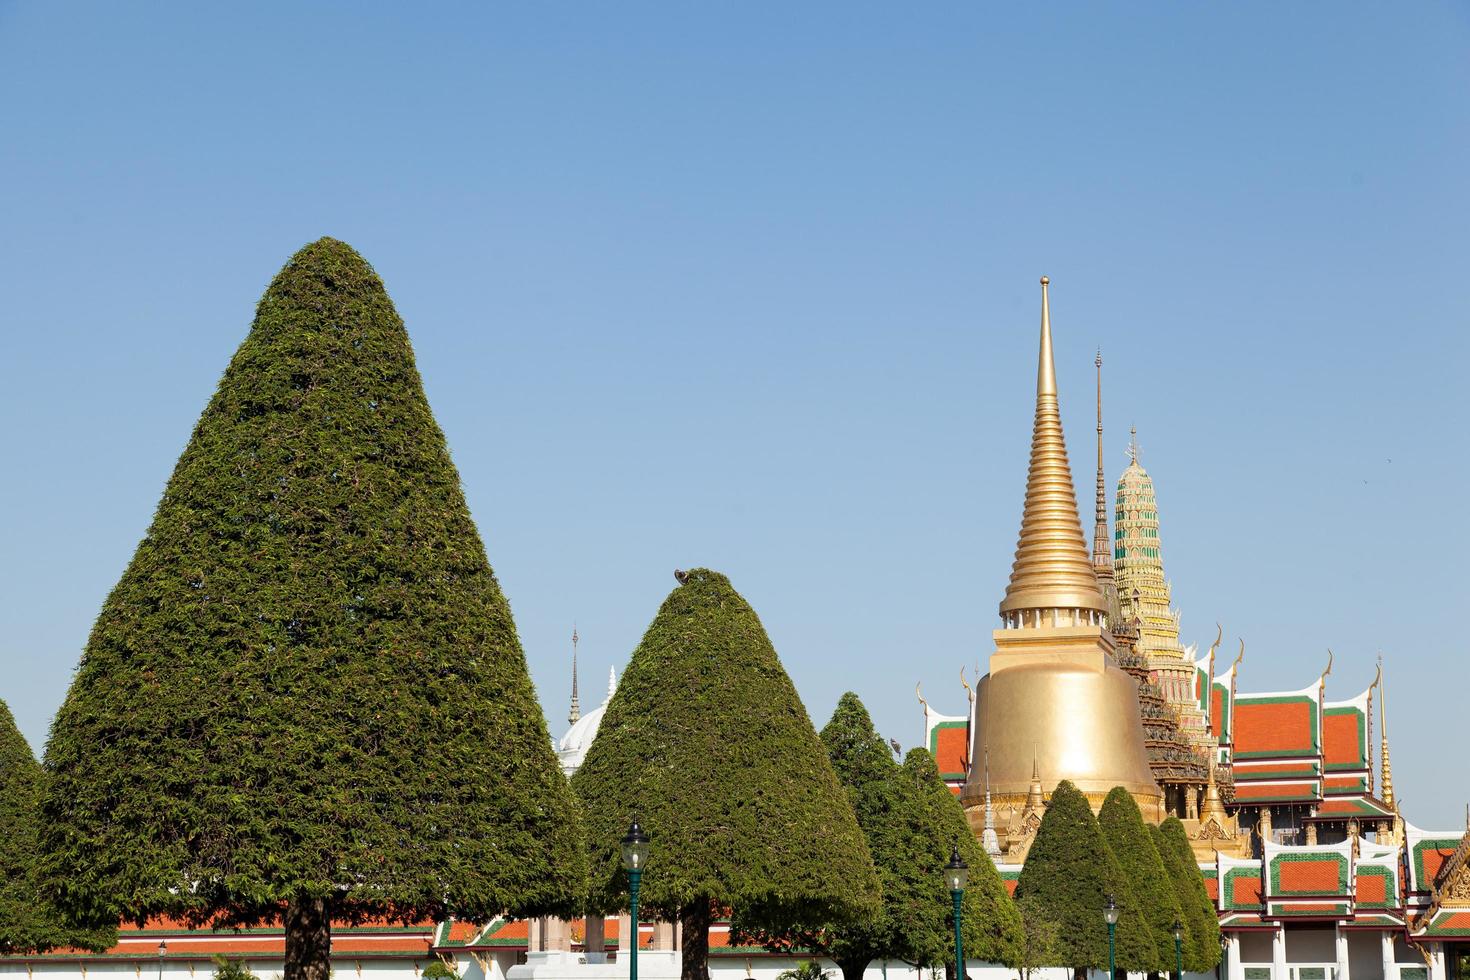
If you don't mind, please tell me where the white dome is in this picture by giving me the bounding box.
[556,666,616,778]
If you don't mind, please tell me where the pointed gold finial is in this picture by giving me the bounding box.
[1000,277,1105,618]
[1025,747,1046,811]
[1378,654,1395,811]
[1319,649,1334,697]
[1232,638,1245,670]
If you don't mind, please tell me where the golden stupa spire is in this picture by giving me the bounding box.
[1378,653,1395,811]
[1000,277,1106,618]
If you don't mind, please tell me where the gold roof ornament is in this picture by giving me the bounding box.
[1378,654,1396,811]
[999,276,1106,617]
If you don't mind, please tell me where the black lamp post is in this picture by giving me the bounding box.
[944,845,969,980]
[1103,894,1120,980]
[621,819,651,980]
[1172,918,1184,980]
[157,941,167,980]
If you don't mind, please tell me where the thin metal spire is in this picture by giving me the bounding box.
[1093,348,1113,579]
[568,627,581,725]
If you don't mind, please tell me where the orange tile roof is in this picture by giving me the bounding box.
[1322,713,1366,768]
[1231,875,1263,908]
[1355,874,1388,905]
[932,725,968,779]
[1235,700,1315,757]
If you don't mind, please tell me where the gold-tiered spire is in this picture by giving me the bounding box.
[1000,277,1106,617]
[1378,654,1395,811]
[1093,349,1112,581]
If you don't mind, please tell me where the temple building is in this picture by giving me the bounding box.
[924,279,1469,980]
[6,278,1466,980]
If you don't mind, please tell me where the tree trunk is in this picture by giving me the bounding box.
[284,896,333,980]
[838,959,870,980]
[678,899,711,980]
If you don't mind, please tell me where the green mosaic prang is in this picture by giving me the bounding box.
[1267,851,1349,897]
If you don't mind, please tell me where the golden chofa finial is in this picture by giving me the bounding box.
[1319,649,1334,695]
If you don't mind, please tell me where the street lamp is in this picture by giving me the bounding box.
[945,845,969,980]
[157,941,167,980]
[621,819,650,980]
[1172,918,1184,980]
[1103,894,1120,980]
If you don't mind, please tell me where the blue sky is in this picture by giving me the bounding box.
[1,3,1467,827]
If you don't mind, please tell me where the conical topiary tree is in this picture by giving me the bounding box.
[751,693,909,980]
[1155,818,1220,972]
[1099,788,1178,973]
[901,749,1024,972]
[571,570,880,980]
[39,239,584,980]
[1013,781,1151,979]
[0,699,114,954]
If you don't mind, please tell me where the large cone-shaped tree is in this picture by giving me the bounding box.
[571,570,879,980]
[1012,781,1152,978]
[39,239,583,980]
[1155,818,1220,973]
[900,749,1024,971]
[1098,788,1178,973]
[0,699,114,954]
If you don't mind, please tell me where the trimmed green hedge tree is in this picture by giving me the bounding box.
[1012,781,1151,978]
[39,239,583,980]
[901,749,1024,971]
[0,699,114,954]
[1156,818,1220,972]
[1098,787,1178,973]
[571,570,879,980]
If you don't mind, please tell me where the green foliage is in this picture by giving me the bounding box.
[571,570,879,978]
[1015,895,1061,979]
[900,750,1024,969]
[1098,788,1179,973]
[419,960,460,980]
[39,238,584,933]
[1155,818,1220,972]
[774,962,831,980]
[211,956,261,980]
[742,695,1020,977]
[1012,781,1152,971]
[0,699,114,954]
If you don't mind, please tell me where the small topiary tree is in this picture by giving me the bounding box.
[0,698,113,954]
[1012,781,1151,980]
[1099,788,1179,973]
[419,960,461,980]
[1155,818,1220,972]
[901,749,1024,971]
[211,956,261,980]
[39,239,584,980]
[572,570,879,980]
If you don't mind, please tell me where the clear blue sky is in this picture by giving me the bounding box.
[2,3,1467,827]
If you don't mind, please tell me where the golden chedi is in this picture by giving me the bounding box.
[961,278,1160,826]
